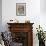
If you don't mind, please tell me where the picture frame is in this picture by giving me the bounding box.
[16,3,26,16]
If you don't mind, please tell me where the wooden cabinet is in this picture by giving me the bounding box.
[7,23,34,46]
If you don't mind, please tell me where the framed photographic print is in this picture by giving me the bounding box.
[16,3,26,16]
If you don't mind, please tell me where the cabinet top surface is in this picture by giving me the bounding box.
[7,23,34,25]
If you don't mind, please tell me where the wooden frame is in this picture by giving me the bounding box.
[16,3,26,16]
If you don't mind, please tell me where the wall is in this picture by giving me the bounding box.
[2,0,46,46]
[2,0,40,30]
[40,0,46,31]
[0,0,2,32]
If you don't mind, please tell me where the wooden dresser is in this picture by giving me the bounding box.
[7,23,34,46]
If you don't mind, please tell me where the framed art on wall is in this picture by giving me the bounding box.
[16,3,26,16]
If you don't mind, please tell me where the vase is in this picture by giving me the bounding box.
[39,40,45,46]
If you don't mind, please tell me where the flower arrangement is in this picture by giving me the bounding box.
[36,25,45,42]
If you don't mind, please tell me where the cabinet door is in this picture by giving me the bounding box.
[11,32,28,46]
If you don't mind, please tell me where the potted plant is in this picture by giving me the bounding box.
[36,25,45,46]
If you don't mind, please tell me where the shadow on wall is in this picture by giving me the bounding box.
[0,15,2,32]
[40,0,46,13]
[0,0,2,32]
